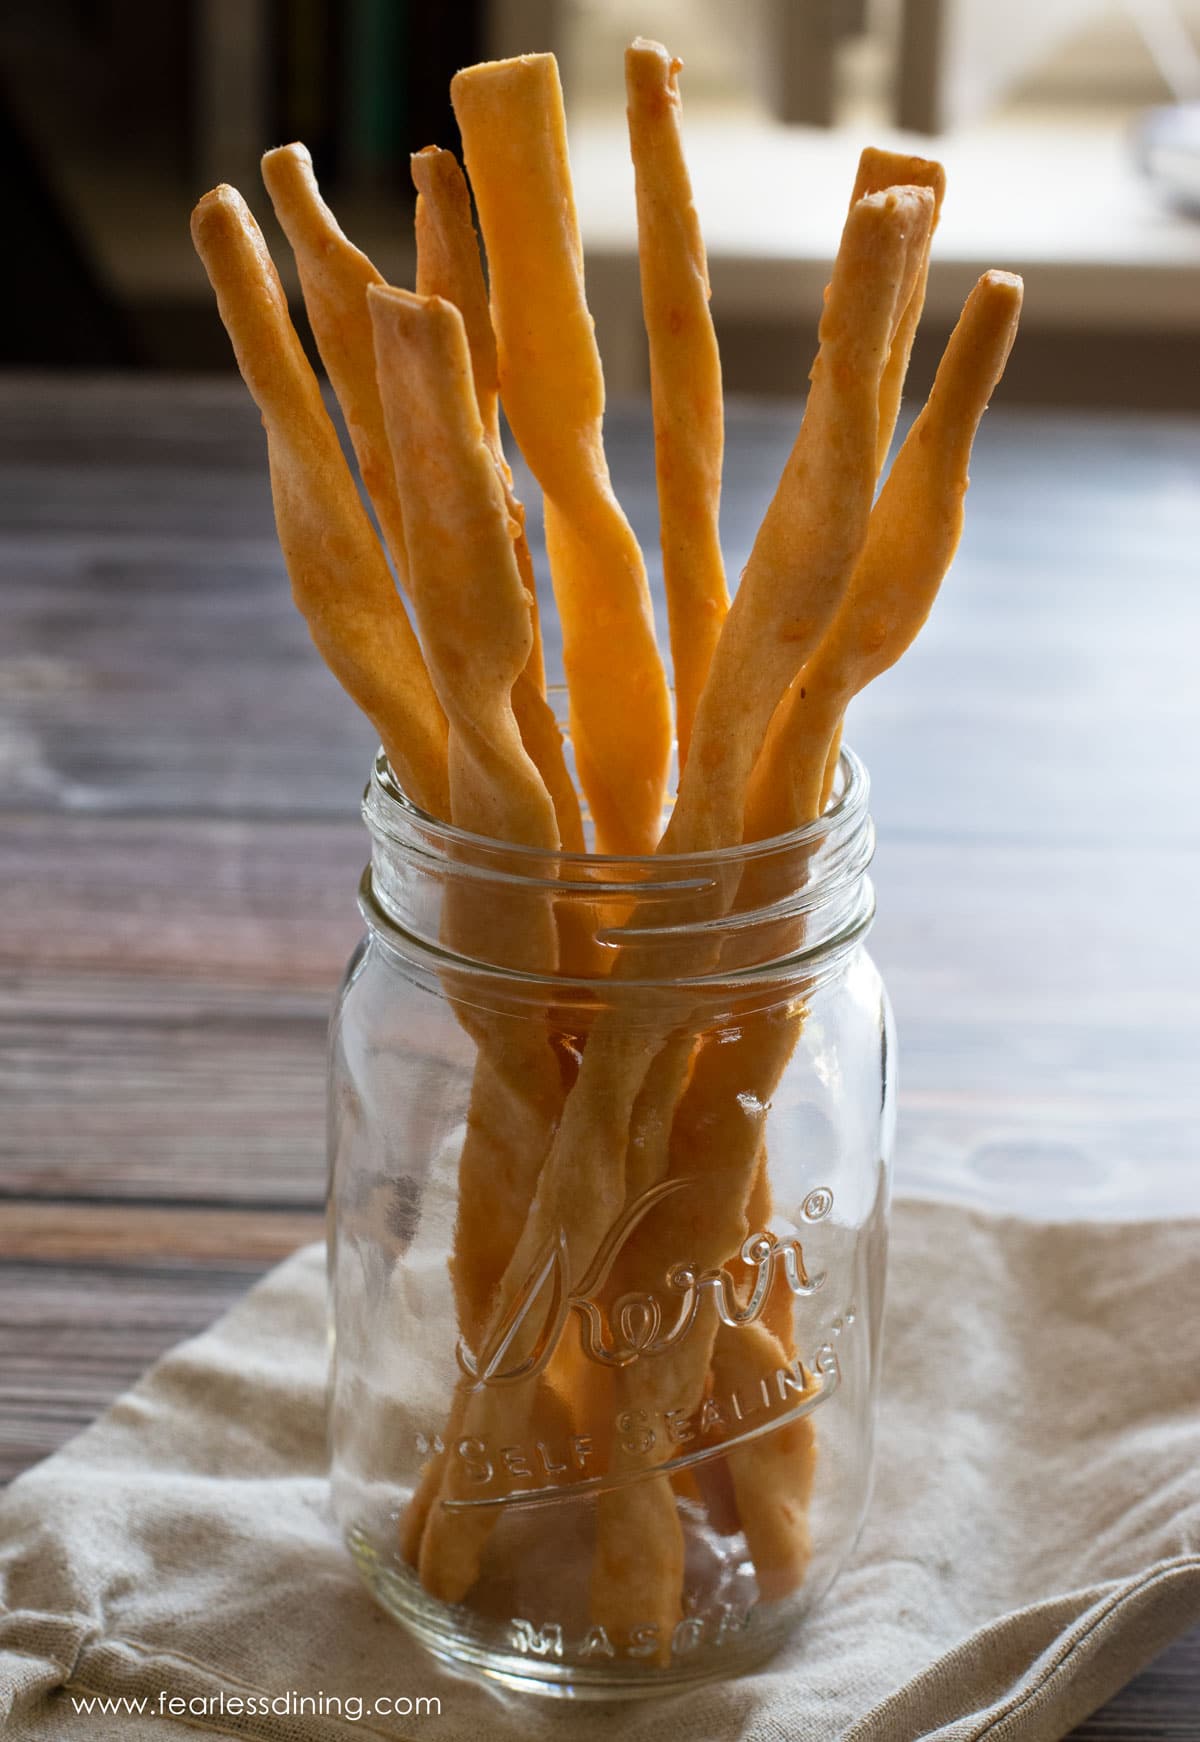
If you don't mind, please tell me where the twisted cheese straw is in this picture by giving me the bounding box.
[451,53,672,855]
[415,187,926,1611]
[259,145,410,591]
[367,286,560,907]
[591,260,1028,1651]
[625,38,729,770]
[707,144,947,1561]
[592,1004,823,1623]
[644,142,944,1306]
[854,147,947,474]
[809,147,947,818]
[190,185,448,819]
[560,38,734,1505]
[728,140,944,1221]
[656,186,931,859]
[745,272,1023,842]
[412,144,548,703]
[627,269,1026,1627]
[368,285,572,1563]
[409,143,582,854]
[264,137,583,1350]
[260,143,579,845]
[392,147,602,1567]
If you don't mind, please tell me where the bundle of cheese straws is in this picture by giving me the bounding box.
[193,41,1021,1649]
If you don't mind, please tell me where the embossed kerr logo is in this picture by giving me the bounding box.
[458,1180,835,1388]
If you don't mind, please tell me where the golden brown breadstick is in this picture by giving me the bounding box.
[697,271,1023,1589]
[590,188,936,1637]
[625,39,729,769]
[712,154,945,1531]
[702,157,942,1503]
[371,287,572,1568]
[742,155,945,834]
[412,143,548,699]
[190,185,448,819]
[384,161,583,1559]
[749,151,939,829]
[589,1010,815,1623]
[852,147,946,473]
[411,150,584,852]
[660,186,932,857]
[509,682,584,855]
[260,144,410,586]
[735,143,941,1239]
[265,141,579,843]
[411,147,502,446]
[368,284,559,867]
[404,152,584,1417]
[451,52,672,854]
[417,185,928,1609]
[729,137,941,1279]
[369,281,564,1280]
[745,270,1024,842]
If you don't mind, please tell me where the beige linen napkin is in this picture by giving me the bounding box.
[2,1200,1199,1741]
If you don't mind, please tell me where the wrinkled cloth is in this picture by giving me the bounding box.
[2,1201,1198,1741]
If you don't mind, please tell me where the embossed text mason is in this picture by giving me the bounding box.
[328,744,895,1696]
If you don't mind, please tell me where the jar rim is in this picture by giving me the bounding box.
[363,741,871,881]
[359,737,876,1001]
[356,863,875,1005]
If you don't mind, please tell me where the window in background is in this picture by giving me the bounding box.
[1,0,1197,401]
[557,0,1200,406]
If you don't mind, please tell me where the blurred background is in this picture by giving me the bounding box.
[5,26,1200,1728]
[4,0,1199,405]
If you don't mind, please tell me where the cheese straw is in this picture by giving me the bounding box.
[799,147,944,822]
[411,149,504,451]
[391,149,587,1562]
[451,53,672,855]
[810,145,945,807]
[584,181,931,1629]
[412,143,548,701]
[852,147,947,473]
[367,276,564,1205]
[367,287,560,878]
[190,185,449,820]
[416,186,928,1616]
[658,186,931,858]
[260,144,411,589]
[745,271,1024,842]
[625,38,729,769]
[369,286,571,1566]
[410,144,582,850]
[263,141,580,848]
[715,145,945,1552]
[595,194,1031,1644]
[680,268,1025,1603]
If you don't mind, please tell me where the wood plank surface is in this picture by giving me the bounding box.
[0,374,1197,1734]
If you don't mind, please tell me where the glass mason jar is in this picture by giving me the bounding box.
[329,742,894,1698]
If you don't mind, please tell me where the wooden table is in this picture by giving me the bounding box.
[2,376,1197,1733]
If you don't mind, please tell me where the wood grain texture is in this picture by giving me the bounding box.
[2,1204,324,1263]
[0,374,1197,1734]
